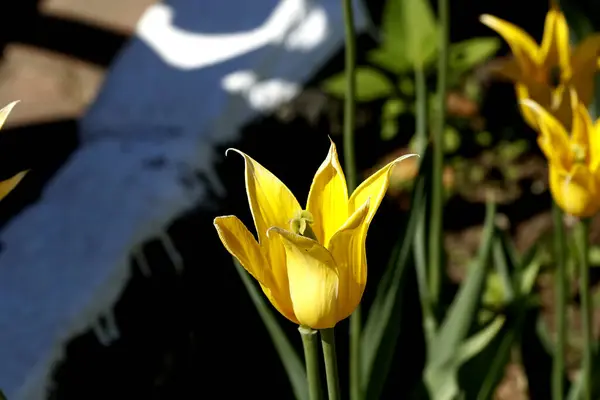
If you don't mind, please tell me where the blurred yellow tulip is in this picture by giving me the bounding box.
[214,140,416,329]
[480,2,600,130]
[0,101,28,201]
[522,90,600,217]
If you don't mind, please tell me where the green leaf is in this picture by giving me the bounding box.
[361,145,433,400]
[444,126,461,154]
[424,201,496,400]
[321,67,394,102]
[449,38,501,74]
[367,48,412,74]
[381,118,398,141]
[381,0,438,68]
[234,258,308,400]
[456,316,505,364]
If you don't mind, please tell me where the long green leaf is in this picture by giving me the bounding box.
[234,259,308,400]
[424,201,497,400]
[361,145,432,399]
[429,200,497,363]
[381,0,438,68]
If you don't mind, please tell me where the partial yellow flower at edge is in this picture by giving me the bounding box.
[0,101,28,202]
[213,140,417,329]
[521,91,600,217]
[480,2,600,130]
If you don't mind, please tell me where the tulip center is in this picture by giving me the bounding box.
[290,210,318,241]
[548,65,561,88]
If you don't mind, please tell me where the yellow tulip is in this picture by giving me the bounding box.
[0,101,28,201]
[214,140,416,329]
[480,2,600,130]
[522,90,600,217]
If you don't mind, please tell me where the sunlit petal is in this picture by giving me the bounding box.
[480,14,541,76]
[0,171,27,202]
[0,101,19,131]
[540,2,571,77]
[306,139,349,247]
[327,198,370,321]
[521,99,571,167]
[268,227,340,329]
[570,34,600,106]
[349,153,418,228]
[226,148,301,290]
[214,216,297,323]
[549,163,600,218]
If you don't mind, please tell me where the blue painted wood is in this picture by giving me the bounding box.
[0,0,368,398]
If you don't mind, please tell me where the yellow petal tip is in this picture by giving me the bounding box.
[519,99,542,112]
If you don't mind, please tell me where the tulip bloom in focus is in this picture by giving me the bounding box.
[214,141,415,329]
[480,3,600,130]
[0,102,28,201]
[523,91,600,218]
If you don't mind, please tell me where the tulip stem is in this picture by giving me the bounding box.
[341,0,356,192]
[428,0,449,309]
[552,202,567,400]
[299,326,323,400]
[320,328,341,400]
[574,218,592,400]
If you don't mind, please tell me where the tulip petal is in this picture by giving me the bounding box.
[592,119,600,172]
[540,3,571,78]
[226,148,301,291]
[327,198,370,321]
[0,170,27,201]
[549,164,600,218]
[349,153,417,228]
[0,101,19,131]
[214,215,272,285]
[515,83,554,130]
[480,14,541,77]
[306,140,349,247]
[268,227,339,329]
[214,216,297,323]
[570,34,600,106]
[521,99,570,167]
[570,92,594,164]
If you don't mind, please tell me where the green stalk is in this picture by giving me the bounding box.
[574,219,592,400]
[552,202,567,400]
[341,0,360,398]
[415,65,427,156]
[342,0,357,192]
[321,328,341,400]
[428,0,449,307]
[299,326,323,400]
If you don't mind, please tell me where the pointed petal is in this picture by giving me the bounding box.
[214,216,297,322]
[0,101,19,130]
[540,3,571,76]
[0,171,27,201]
[349,153,418,228]
[306,140,349,247]
[570,34,600,106]
[214,216,271,285]
[268,227,340,329]
[520,99,570,167]
[226,148,301,292]
[549,164,600,218]
[592,119,600,171]
[480,14,541,76]
[569,91,594,165]
[515,82,555,130]
[327,198,370,321]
